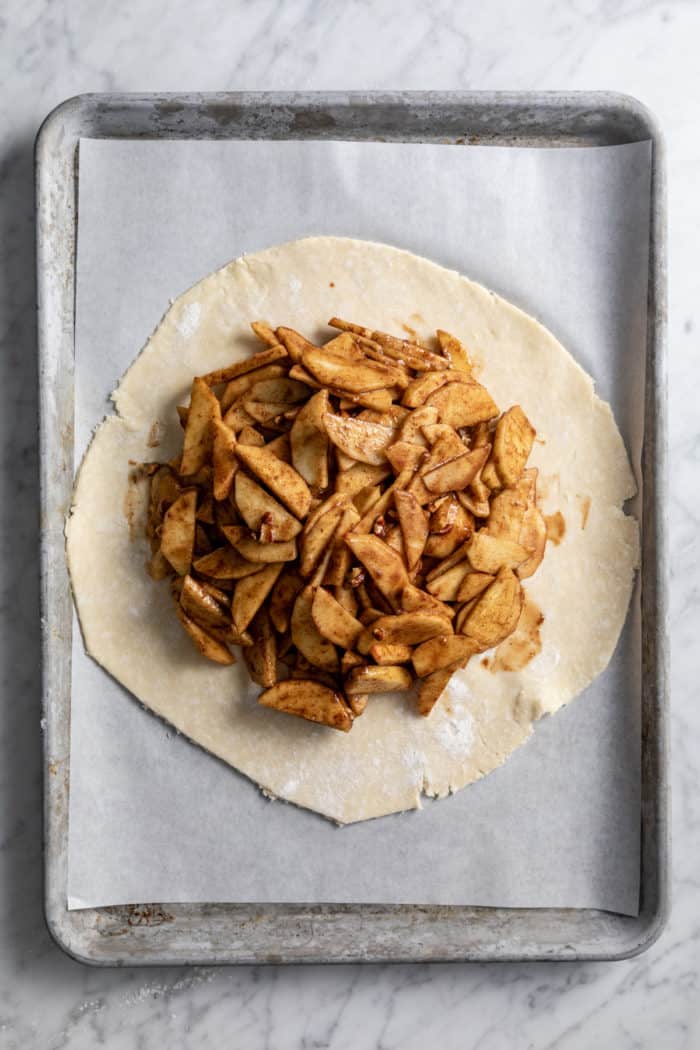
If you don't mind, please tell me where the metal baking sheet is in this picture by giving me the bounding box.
[37,91,668,964]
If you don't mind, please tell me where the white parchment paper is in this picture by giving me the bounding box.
[68,137,650,913]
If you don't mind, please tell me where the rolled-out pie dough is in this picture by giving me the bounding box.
[66,237,639,824]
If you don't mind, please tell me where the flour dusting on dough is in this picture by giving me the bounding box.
[175,301,201,339]
[444,674,475,707]
[435,711,475,757]
[527,642,561,679]
[402,747,428,787]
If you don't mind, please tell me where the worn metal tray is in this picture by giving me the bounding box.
[37,91,668,964]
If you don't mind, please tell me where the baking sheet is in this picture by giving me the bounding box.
[67,137,650,913]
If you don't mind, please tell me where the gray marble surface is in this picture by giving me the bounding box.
[1,1,696,1046]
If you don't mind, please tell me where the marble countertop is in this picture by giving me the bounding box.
[1,1,696,1046]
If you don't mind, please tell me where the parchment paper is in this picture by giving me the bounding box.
[67,137,650,913]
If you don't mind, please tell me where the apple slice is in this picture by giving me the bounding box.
[234,444,312,520]
[160,490,197,576]
[259,679,352,732]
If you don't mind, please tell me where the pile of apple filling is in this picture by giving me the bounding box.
[144,318,545,731]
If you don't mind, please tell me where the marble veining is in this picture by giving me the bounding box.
[1,0,697,1046]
